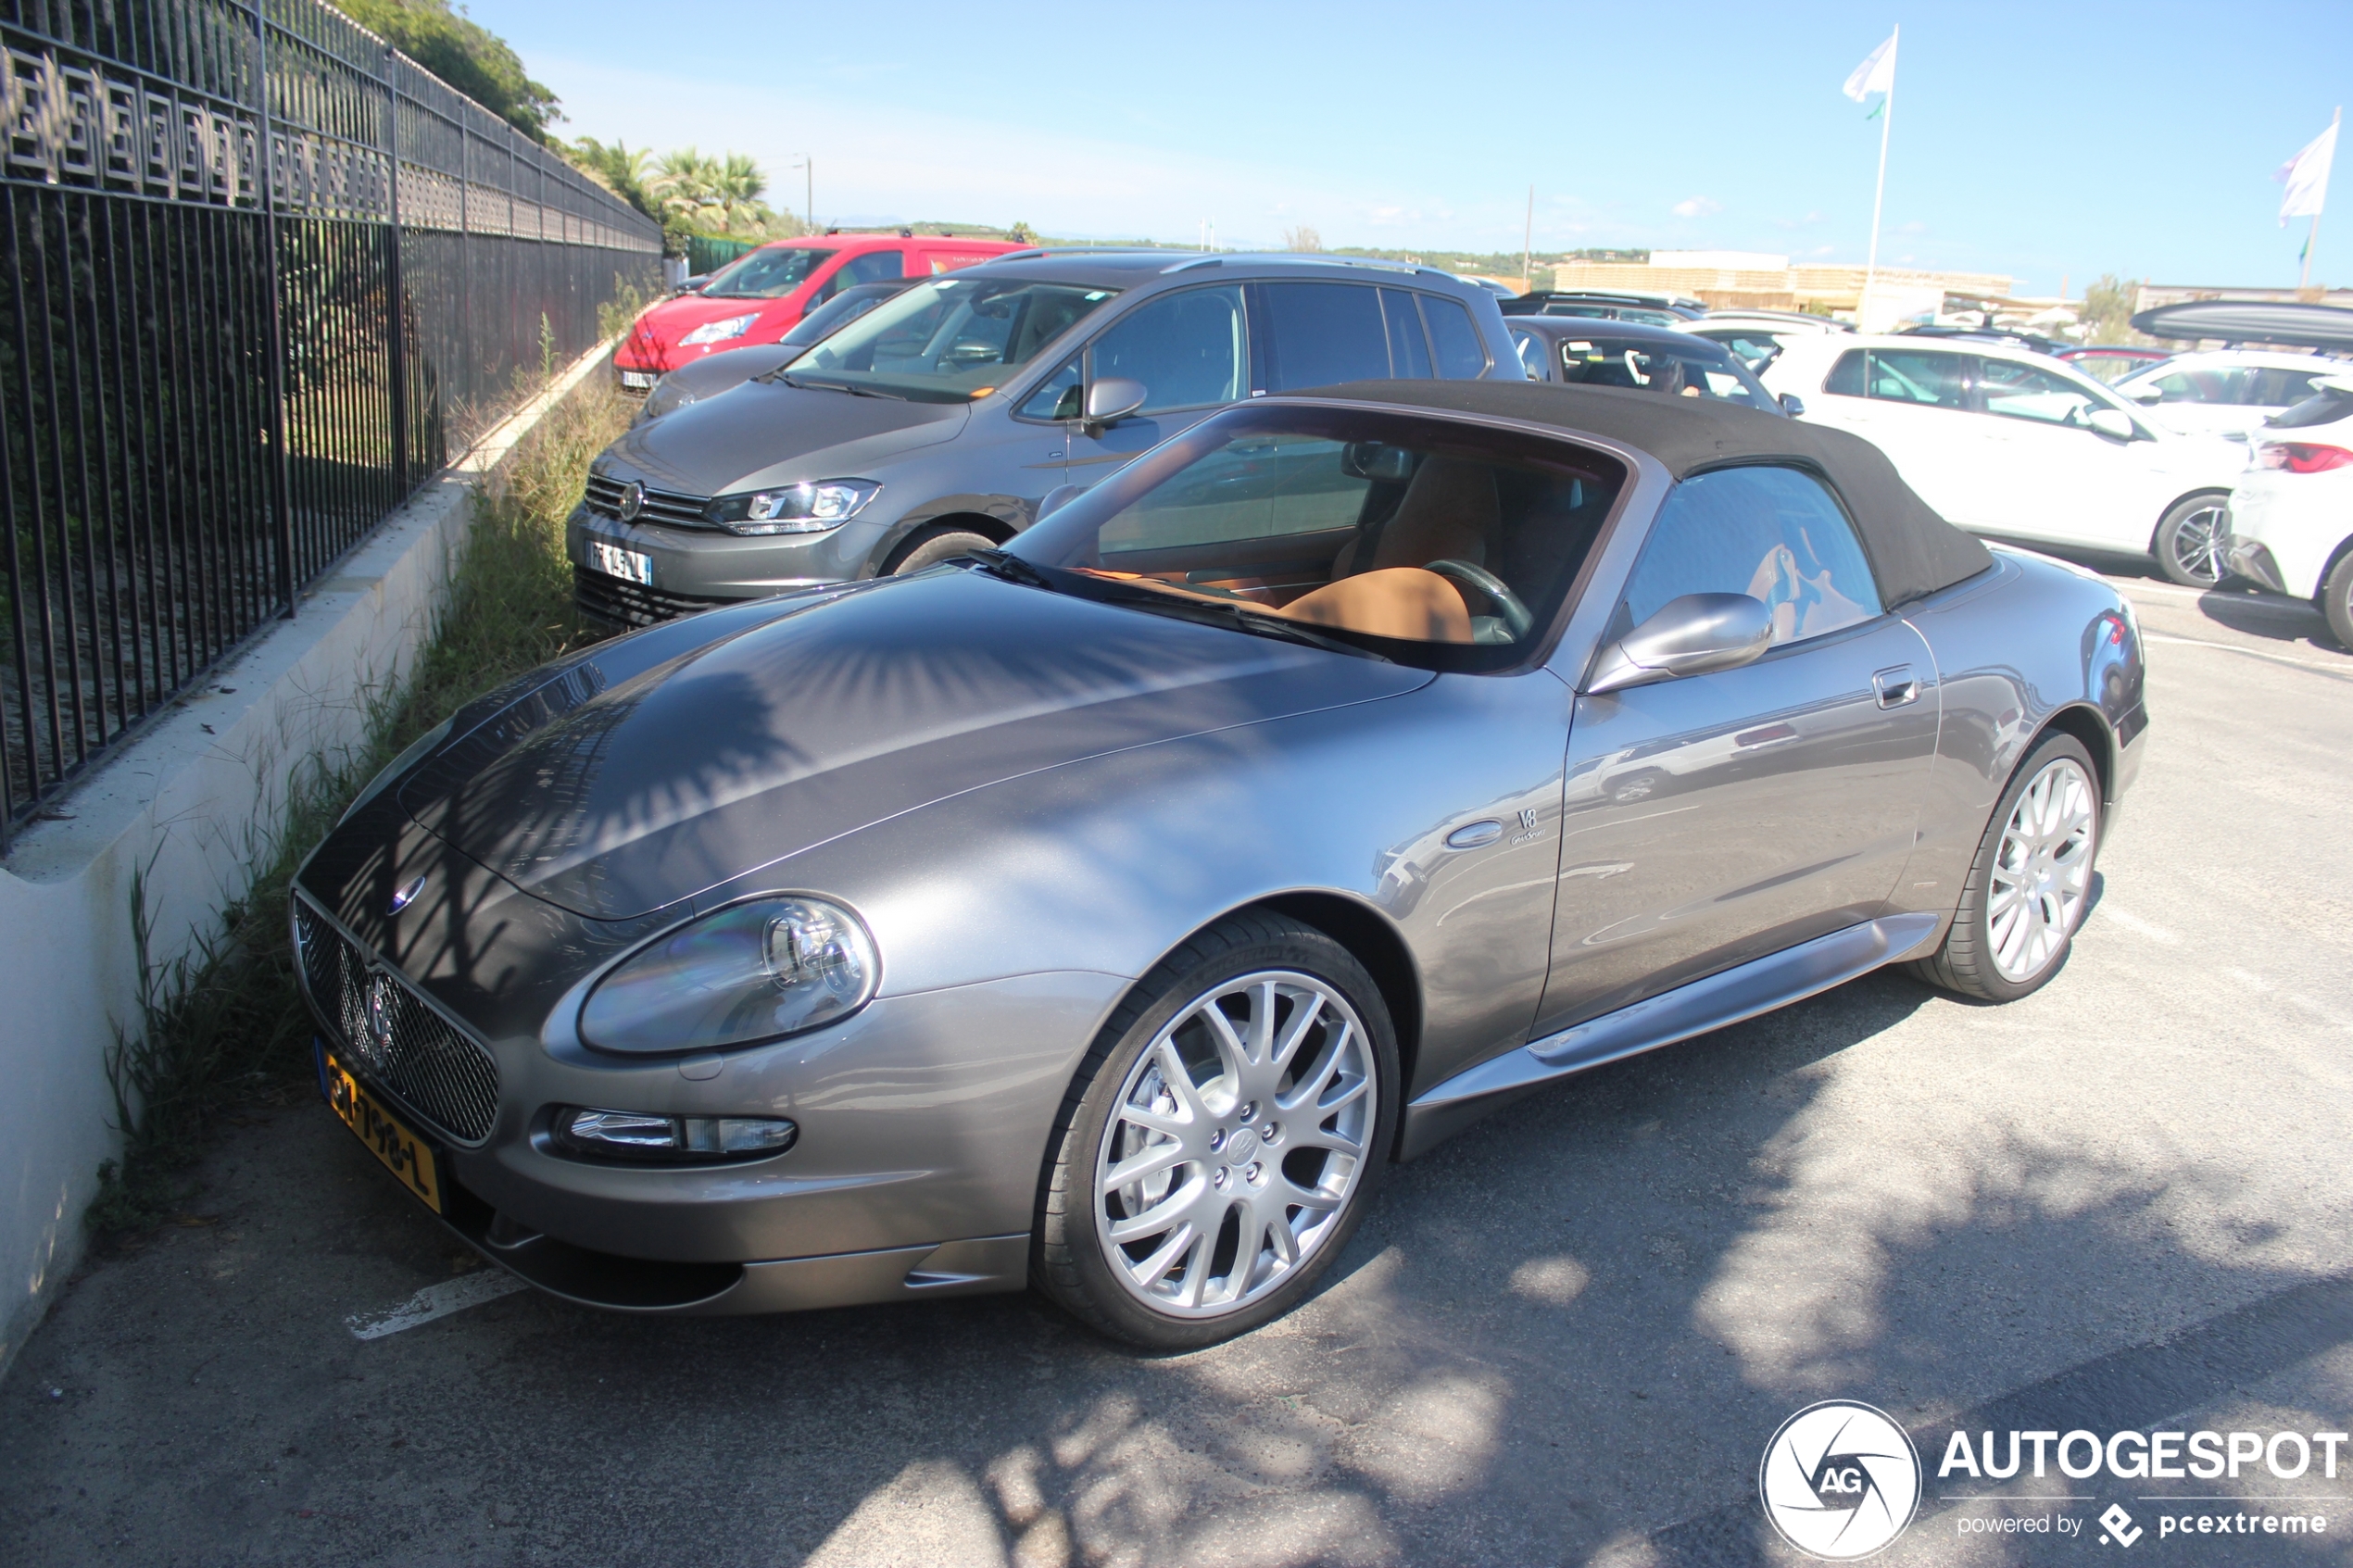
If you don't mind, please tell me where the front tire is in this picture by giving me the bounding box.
[2322,548,2353,651]
[1034,913,1399,1349]
[1909,731,2101,1002]
[886,524,997,575]
[2154,494,2230,587]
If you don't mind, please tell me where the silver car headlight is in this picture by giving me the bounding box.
[707,479,880,534]
[679,312,759,346]
[579,895,879,1054]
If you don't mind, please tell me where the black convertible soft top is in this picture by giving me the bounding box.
[1302,379,1994,608]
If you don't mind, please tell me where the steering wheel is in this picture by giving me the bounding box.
[1425,559,1534,641]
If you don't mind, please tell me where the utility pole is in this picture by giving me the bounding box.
[1862,25,1897,329]
[1523,184,1534,292]
[789,156,812,231]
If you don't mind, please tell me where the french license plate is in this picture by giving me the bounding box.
[321,1045,445,1214]
[618,370,656,391]
[588,539,652,585]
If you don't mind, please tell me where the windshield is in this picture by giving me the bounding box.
[1551,335,1777,411]
[774,283,908,352]
[785,276,1118,403]
[1005,405,1627,671]
[701,246,833,299]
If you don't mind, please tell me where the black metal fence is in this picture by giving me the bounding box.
[0,0,661,842]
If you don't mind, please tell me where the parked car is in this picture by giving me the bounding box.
[2057,345,2172,384]
[1510,315,1787,414]
[1680,311,1852,375]
[1895,323,2077,358]
[632,280,921,426]
[1502,290,1707,326]
[571,252,1521,627]
[2111,349,2351,439]
[294,380,2142,1346]
[614,233,1025,390]
[1760,335,2248,585]
[2225,375,2353,647]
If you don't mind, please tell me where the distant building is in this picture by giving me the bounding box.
[1549,257,2014,328]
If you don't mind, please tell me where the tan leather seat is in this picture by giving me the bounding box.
[1331,457,1501,578]
[1274,568,1474,644]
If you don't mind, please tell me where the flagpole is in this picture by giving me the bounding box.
[2301,107,2340,293]
[1862,24,1896,328]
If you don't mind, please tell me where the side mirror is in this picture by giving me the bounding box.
[2085,408,2139,442]
[1778,392,1806,417]
[1083,377,1147,431]
[1037,483,1083,519]
[1585,593,1773,695]
[2123,384,2164,404]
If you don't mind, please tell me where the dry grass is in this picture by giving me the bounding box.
[89,374,632,1238]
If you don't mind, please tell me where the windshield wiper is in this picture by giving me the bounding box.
[959,547,1057,591]
[774,373,904,400]
[1080,581,1390,663]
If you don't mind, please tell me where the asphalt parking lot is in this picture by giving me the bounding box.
[3,564,2349,1568]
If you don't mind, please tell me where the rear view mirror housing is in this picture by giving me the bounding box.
[2086,408,2140,442]
[1585,593,1773,695]
[1082,377,1147,433]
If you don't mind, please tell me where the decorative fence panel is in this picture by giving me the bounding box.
[0,0,660,840]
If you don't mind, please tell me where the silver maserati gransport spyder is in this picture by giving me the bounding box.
[294,380,2145,1347]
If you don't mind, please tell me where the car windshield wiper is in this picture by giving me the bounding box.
[776,373,905,400]
[958,547,1057,591]
[1080,580,1390,663]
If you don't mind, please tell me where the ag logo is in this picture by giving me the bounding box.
[1759,1400,1921,1560]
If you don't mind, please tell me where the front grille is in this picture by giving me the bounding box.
[294,898,502,1145]
[573,566,738,628]
[584,473,713,529]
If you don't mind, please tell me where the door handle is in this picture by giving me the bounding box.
[1873,665,1920,709]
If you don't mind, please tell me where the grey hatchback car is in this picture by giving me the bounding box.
[568,252,1519,626]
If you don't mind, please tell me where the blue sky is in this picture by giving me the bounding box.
[488,0,2350,296]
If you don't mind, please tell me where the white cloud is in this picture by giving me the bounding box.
[1670,195,1722,219]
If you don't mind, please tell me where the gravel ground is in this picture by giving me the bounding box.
[2,565,2347,1568]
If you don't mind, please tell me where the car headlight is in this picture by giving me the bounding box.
[579,895,878,1054]
[337,717,452,825]
[705,480,880,535]
[679,313,759,346]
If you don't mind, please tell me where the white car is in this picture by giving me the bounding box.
[1680,311,1852,375]
[1760,335,2248,585]
[2114,349,2349,439]
[2225,376,2353,648]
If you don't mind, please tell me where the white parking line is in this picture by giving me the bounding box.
[347,1269,528,1340]
[2095,906,2181,945]
[2141,633,2353,676]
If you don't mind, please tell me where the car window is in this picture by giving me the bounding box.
[788,277,1118,403]
[1978,359,2109,427]
[1018,356,1082,420]
[1555,337,1769,410]
[1009,404,1628,670]
[1260,282,1392,391]
[2248,368,2325,406]
[1421,295,1490,377]
[1381,290,1434,378]
[1699,329,1786,372]
[1088,284,1246,414]
[1617,466,1881,647]
[812,250,902,303]
[1513,330,1547,380]
[1825,348,1974,410]
[2146,367,2256,405]
[700,246,833,299]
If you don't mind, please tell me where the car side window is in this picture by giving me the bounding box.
[1259,282,1392,390]
[1978,359,2108,427]
[1018,357,1082,420]
[1381,289,1434,378]
[1617,466,1882,648]
[814,250,902,303]
[1086,283,1246,414]
[1512,330,1547,380]
[2248,368,2323,406]
[1846,349,1976,410]
[2147,367,2253,405]
[1420,295,1491,378]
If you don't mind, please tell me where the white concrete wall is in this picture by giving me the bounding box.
[0,340,616,1385]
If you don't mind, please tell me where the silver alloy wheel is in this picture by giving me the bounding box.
[1094,970,1375,1318]
[1987,757,2097,983]
[2166,502,2229,584]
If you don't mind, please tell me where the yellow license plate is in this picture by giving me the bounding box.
[322,1048,445,1214]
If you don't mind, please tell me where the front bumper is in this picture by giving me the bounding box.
[297,897,1126,1313]
[568,503,887,621]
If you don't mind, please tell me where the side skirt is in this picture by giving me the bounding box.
[1397,912,1941,1160]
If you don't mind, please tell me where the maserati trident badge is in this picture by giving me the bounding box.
[388,873,426,914]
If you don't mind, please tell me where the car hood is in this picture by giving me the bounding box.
[600,379,969,496]
[397,569,1430,921]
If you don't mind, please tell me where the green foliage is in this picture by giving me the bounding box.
[2080,274,2150,345]
[567,141,806,257]
[330,0,560,139]
[88,377,630,1239]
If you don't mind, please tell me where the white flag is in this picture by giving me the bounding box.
[2276,117,2337,225]
[1843,31,1897,103]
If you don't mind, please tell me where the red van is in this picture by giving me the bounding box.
[615,233,1026,388]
